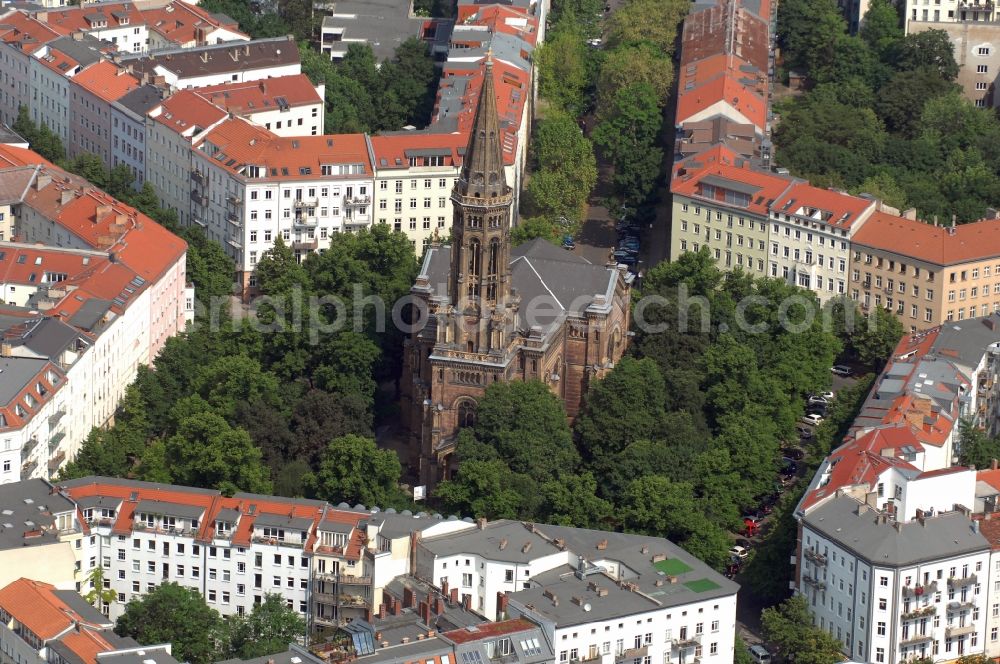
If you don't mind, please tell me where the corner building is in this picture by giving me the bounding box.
[400,58,633,488]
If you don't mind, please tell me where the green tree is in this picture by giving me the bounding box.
[84,566,117,612]
[597,45,673,115]
[852,171,907,209]
[525,111,597,221]
[115,583,224,664]
[535,27,589,112]
[471,380,580,483]
[761,596,845,664]
[303,435,406,507]
[958,419,1000,468]
[379,38,438,129]
[876,67,957,136]
[889,29,960,80]
[65,153,109,189]
[859,0,902,55]
[165,412,273,495]
[223,594,305,659]
[604,0,688,54]
[434,459,527,519]
[592,82,664,204]
[848,305,905,368]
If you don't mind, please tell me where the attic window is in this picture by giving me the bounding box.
[16,255,26,264]
[299,167,311,175]
[281,167,289,176]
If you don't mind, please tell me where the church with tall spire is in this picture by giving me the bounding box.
[400,56,633,488]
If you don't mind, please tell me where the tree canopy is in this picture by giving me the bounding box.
[115,583,224,664]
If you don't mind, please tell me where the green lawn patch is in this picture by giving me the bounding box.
[653,559,693,576]
[683,578,721,593]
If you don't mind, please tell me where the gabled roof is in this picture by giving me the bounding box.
[196,118,372,180]
[0,578,109,641]
[369,131,467,171]
[193,74,322,116]
[770,182,875,230]
[149,89,228,138]
[72,61,140,103]
[671,146,795,216]
[676,71,768,131]
[852,211,1000,266]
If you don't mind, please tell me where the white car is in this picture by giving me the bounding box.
[801,413,824,426]
[818,391,835,400]
[729,545,749,560]
[831,365,852,377]
[807,396,829,405]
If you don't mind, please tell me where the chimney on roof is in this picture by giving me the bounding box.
[496,592,508,619]
[392,598,401,616]
[993,459,999,471]
[403,586,415,609]
[440,578,449,598]
[477,517,487,530]
[461,593,471,610]
[433,597,444,615]
[34,173,51,191]
[933,215,938,227]
[449,588,458,604]
[418,600,430,625]
[521,542,531,553]
[596,539,607,550]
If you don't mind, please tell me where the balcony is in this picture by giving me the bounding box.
[902,581,938,598]
[86,517,115,528]
[293,199,318,209]
[671,636,700,650]
[49,431,65,452]
[948,574,977,589]
[226,213,241,227]
[336,574,372,585]
[293,215,317,227]
[226,195,243,206]
[802,574,827,592]
[947,600,975,613]
[292,239,319,251]
[48,451,65,471]
[191,170,206,185]
[251,535,305,548]
[47,409,65,428]
[21,438,38,460]
[227,238,243,250]
[190,191,208,206]
[945,624,976,638]
[343,195,371,208]
[901,605,937,621]
[899,633,934,646]
[22,460,37,476]
[616,647,648,661]
[803,548,827,566]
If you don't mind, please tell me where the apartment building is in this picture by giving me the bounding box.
[768,183,876,304]
[145,90,228,226]
[851,212,1000,331]
[0,145,189,477]
[792,315,1000,661]
[0,577,180,664]
[670,145,795,276]
[30,35,109,147]
[0,480,81,588]
[33,2,248,55]
[416,521,739,664]
[0,12,68,127]
[369,132,464,251]
[192,75,326,138]
[69,62,141,163]
[191,118,374,293]
[119,37,301,90]
[111,85,162,188]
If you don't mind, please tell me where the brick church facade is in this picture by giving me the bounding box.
[400,57,633,488]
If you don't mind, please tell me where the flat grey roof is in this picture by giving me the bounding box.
[321,0,436,61]
[511,566,662,626]
[420,520,561,564]
[75,495,122,510]
[134,499,206,520]
[116,84,164,118]
[254,512,313,531]
[802,494,990,566]
[0,479,76,551]
[0,356,47,406]
[215,645,324,664]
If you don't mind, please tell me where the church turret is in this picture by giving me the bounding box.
[449,53,515,332]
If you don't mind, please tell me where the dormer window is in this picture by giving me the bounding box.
[262,527,284,541]
[216,520,232,535]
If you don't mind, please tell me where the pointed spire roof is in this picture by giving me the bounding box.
[455,54,508,200]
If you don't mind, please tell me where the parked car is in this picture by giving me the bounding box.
[796,425,814,439]
[808,395,830,406]
[831,364,852,377]
[817,391,835,400]
[729,545,749,560]
[735,537,753,550]
[801,413,824,426]
[781,447,805,460]
[806,403,827,417]
[562,235,576,250]
[748,645,771,664]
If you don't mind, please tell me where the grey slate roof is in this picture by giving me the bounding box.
[134,499,206,520]
[321,0,431,61]
[253,512,313,531]
[801,494,990,566]
[98,646,180,664]
[15,317,85,361]
[116,84,164,117]
[74,495,123,510]
[68,298,112,332]
[0,478,76,551]
[121,36,299,79]
[0,356,48,406]
[0,165,37,204]
[418,238,620,335]
[215,645,323,664]
[47,34,107,69]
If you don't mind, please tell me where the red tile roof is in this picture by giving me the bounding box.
[0,12,69,54]
[370,131,467,171]
[193,74,322,116]
[675,72,768,131]
[150,89,228,138]
[671,145,795,216]
[852,211,1000,266]
[460,6,539,45]
[0,578,104,641]
[38,2,247,46]
[770,182,875,230]
[73,61,140,103]
[197,118,372,180]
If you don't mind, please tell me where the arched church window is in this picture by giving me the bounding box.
[458,400,477,428]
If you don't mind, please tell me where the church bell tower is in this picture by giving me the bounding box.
[448,54,516,354]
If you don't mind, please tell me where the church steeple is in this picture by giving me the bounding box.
[454,52,509,201]
[447,53,516,351]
